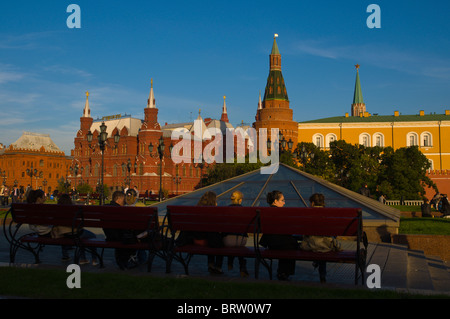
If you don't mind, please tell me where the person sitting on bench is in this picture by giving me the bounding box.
[300,193,342,283]
[259,190,298,281]
[223,190,249,277]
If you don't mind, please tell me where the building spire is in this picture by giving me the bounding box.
[353,65,364,104]
[264,34,288,102]
[147,78,156,108]
[220,95,229,123]
[351,64,366,116]
[83,91,91,118]
[271,34,280,55]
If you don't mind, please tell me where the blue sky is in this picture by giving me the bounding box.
[1,0,450,155]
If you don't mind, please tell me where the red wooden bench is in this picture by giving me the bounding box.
[166,205,367,284]
[256,207,367,284]
[3,203,166,272]
[166,205,259,275]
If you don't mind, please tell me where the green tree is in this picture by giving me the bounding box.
[77,183,93,194]
[295,142,335,180]
[202,160,264,187]
[377,146,436,199]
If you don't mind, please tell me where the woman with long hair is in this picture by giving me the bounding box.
[259,190,298,281]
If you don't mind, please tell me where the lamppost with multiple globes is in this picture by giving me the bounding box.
[173,165,182,196]
[148,136,165,202]
[87,121,120,205]
[0,169,7,185]
[122,158,136,187]
[26,163,41,190]
[267,132,294,153]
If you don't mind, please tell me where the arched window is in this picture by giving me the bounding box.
[359,133,371,147]
[325,134,337,148]
[421,132,432,147]
[373,133,384,147]
[428,159,434,170]
[312,134,324,149]
[406,132,419,147]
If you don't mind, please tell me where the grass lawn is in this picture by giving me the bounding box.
[0,267,448,299]
[399,217,450,235]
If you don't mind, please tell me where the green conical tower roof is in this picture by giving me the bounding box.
[271,36,280,55]
[353,65,364,104]
[264,35,289,102]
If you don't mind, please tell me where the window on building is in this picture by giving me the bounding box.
[312,134,323,149]
[407,132,419,147]
[421,132,432,147]
[326,134,337,148]
[359,133,371,147]
[428,159,434,170]
[374,133,384,147]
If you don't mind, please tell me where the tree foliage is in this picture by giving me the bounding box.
[299,140,436,200]
[201,140,436,200]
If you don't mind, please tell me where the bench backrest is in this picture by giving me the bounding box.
[78,205,159,231]
[10,203,159,231]
[167,205,361,237]
[167,205,259,234]
[11,203,82,227]
[258,207,362,237]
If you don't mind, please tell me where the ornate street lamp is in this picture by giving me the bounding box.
[148,136,165,202]
[287,139,294,151]
[122,158,132,186]
[0,169,7,185]
[26,163,39,189]
[173,165,181,196]
[87,122,120,205]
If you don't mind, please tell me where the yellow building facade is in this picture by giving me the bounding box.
[298,66,450,171]
[298,111,450,171]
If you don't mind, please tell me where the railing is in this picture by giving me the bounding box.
[385,200,424,206]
